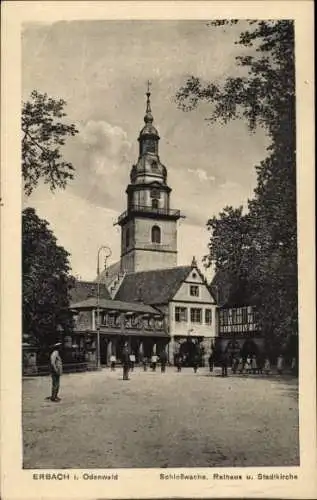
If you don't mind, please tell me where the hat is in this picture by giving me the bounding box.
[52,342,62,348]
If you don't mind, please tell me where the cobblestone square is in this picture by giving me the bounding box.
[23,367,299,469]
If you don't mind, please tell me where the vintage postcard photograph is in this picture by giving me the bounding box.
[1,1,316,499]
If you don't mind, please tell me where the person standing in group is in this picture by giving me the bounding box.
[142,356,148,371]
[208,351,214,373]
[251,354,258,374]
[277,354,284,375]
[237,356,244,374]
[264,356,271,375]
[257,353,264,375]
[193,352,200,373]
[175,353,182,372]
[232,356,239,374]
[291,357,297,375]
[49,342,63,402]
[245,355,252,374]
[110,354,116,371]
[151,353,158,371]
[129,352,135,372]
[221,350,229,377]
[160,350,167,373]
[122,343,130,380]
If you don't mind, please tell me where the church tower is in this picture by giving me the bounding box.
[117,85,182,273]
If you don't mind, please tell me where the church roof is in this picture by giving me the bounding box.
[70,297,160,315]
[114,266,192,305]
[98,260,122,285]
[70,280,111,303]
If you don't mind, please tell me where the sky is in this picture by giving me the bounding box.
[22,20,269,281]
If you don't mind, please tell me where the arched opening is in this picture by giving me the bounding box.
[178,338,203,367]
[241,339,258,359]
[151,225,161,244]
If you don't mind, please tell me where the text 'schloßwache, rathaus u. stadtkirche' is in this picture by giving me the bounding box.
[37,89,262,369]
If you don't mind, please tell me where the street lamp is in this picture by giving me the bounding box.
[96,245,112,370]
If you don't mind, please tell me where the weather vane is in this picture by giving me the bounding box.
[147,79,152,94]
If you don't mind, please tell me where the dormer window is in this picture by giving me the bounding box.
[151,160,158,170]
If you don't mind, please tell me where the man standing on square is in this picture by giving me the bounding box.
[122,342,130,380]
[50,342,63,402]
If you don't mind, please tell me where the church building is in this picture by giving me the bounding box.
[69,87,217,366]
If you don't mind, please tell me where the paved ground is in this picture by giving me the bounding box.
[23,366,299,469]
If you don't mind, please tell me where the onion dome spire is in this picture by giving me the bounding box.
[138,80,160,152]
[144,80,154,124]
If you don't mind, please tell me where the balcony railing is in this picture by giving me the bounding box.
[118,205,181,224]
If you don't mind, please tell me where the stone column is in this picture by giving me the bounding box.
[107,340,112,365]
[112,337,118,359]
[168,337,173,364]
[138,341,144,362]
[152,342,157,355]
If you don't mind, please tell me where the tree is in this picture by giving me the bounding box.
[22,208,75,350]
[22,90,78,196]
[205,206,253,306]
[175,21,297,353]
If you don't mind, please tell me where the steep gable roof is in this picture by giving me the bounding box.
[114,266,192,305]
[70,280,111,303]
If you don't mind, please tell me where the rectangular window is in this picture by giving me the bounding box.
[190,308,202,323]
[232,309,237,324]
[248,312,254,324]
[205,309,212,325]
[236,308,242,324]
[228,310,233,325]
[242,307,248,324]
[190,285,199,297]
[175,307,187,322]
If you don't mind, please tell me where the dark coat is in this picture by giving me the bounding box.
[160,351,167,363]
[122,348,130,366]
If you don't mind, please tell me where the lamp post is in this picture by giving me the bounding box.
[96,245,112,370]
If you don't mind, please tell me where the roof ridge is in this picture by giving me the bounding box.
[125,265,191,277]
